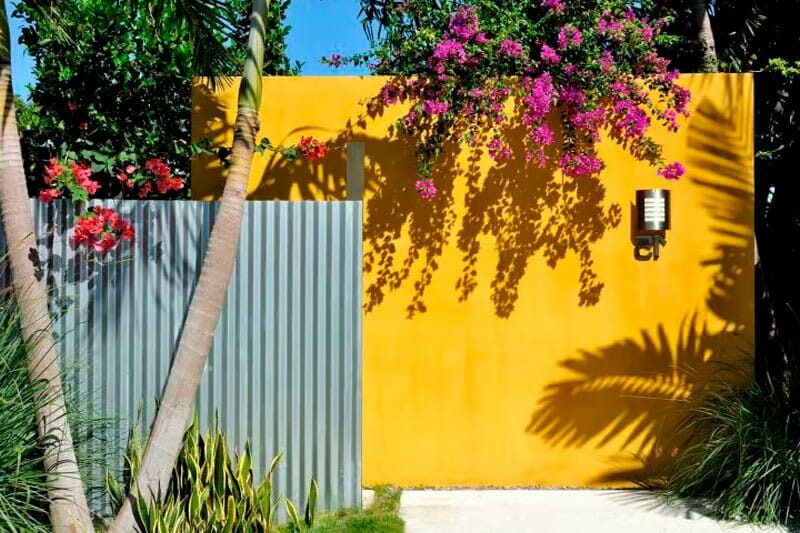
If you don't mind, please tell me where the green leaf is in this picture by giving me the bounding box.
[285,497,301,530]
[305,478,319,527]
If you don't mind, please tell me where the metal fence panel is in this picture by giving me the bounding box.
[1,199,362,515]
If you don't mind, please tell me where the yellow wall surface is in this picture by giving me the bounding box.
[192,74,754,487]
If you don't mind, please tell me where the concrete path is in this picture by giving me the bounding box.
[393,490,786,533]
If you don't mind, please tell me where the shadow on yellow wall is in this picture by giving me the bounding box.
[193,80,623,318]
[527,76,753,484]
[192,74,753,487]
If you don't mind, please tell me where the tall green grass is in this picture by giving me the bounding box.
[0,274,120,530]
[0,292,50,532]
[664,381,800,526]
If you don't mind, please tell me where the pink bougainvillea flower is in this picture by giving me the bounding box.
[612,100,651,138]
[487,138,511,162]
[447,6,481,42]
[498,38,524,58]
[328,53,342,68]
[125,164,137,174]
[557,25,582,49]
[658,162,685,180]
[540,44,561,64]
[67,102,78,112]
[421,99,450,115]
[415,179,437,200]
[559,153,605,178]
[542,0,565,13]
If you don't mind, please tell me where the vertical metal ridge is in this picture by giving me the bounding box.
[2,199,362,515]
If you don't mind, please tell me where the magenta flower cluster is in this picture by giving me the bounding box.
[415,179,437,200]
[498,38,525,58]
[658,162,685,180]
[373,3,691,198]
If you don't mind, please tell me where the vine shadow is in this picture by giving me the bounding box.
[193,83,623,318]
[526,76,754,484]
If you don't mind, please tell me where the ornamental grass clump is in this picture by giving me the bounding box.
[664,381,800,527]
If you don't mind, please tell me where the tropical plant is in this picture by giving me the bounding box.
[106,414,319,532]
[107,0,277,529]
[0,290,50,532]
[664,380,800,526]
[0,264,120,531]
[15,0,297,201]
[1,2,94,528]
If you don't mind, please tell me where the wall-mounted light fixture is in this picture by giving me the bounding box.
[634,189,670,261]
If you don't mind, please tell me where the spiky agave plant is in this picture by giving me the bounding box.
[106,413,319,532]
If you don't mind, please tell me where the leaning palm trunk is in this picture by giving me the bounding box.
[1,5,94,533]
[108,1,269,531]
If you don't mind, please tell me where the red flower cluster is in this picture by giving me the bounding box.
[298,136,330,160]
[144,158,184,195]
[71,206,134,253]
[38,157,102,202]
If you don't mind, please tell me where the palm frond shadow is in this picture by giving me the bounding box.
[528,314,745,462]
[526,77,754,484]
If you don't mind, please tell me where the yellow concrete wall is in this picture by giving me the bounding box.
[192,74,754,487]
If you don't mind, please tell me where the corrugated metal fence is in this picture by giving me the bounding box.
[1,199,362,515]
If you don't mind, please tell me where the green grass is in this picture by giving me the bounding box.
[289,486,404,533]
[0,293,50,532]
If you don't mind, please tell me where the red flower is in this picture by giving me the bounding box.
[71,207,134,252]
[68,102,78,112]
[156,175,184,194]
[120,224,135,241]
[38,188,62,203]
[79,121,89,131]
[138,182,153,198]
[71,161,101,195]
[297,136,330,161]
[44,158,64,185]
[144,158,171,179]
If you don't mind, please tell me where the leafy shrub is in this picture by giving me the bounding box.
[664,381,800,526]
[14,0,298,199]
[107,414,318,532]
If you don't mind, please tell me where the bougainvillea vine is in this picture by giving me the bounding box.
[346,1,691,200]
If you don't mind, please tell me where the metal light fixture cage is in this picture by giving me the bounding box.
[636,189,671,232]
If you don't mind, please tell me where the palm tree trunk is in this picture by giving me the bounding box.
[1,5,94,533]
[108,1,269,530]
[693,0,718,72]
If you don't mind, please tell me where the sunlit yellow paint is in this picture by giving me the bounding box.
[192,74,754,487]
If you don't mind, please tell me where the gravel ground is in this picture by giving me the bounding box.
[392,489,787,533]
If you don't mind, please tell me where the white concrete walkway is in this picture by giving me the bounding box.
[391,490,786,533]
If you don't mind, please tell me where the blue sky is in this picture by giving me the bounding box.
[4,0,370,99]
